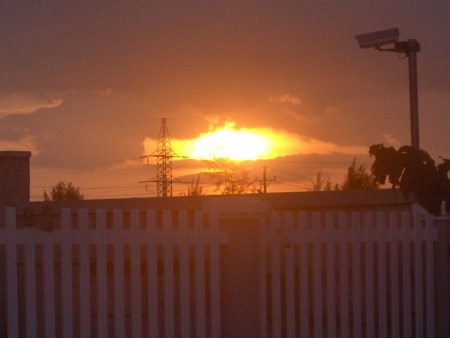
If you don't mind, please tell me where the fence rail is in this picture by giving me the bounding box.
[0,204,443,338]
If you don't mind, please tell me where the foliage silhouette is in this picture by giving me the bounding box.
[43,181,84,201]
[369,144,450,216]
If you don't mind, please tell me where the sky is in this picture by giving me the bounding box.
[0,0,449,200]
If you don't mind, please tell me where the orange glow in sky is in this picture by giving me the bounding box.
[143,121,368,162]
[180,122,277,160]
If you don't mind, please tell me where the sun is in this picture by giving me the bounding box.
[177,122,280,161]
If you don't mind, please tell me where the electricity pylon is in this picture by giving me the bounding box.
[141,118,187,197]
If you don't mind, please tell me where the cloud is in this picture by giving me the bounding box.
[382,133,401,148]
[0,135,39,154]
[269,94,303,106]
[0,92,63,117]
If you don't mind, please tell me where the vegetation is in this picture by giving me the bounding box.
[307,169,333,191]
[206,157,256,195]
[369,143,450,216]
[182,174,204,196]
[339,158,379,190]
[308,158,378,191]
[43,181,84,201]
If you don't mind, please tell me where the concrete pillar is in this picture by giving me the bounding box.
[203,196,271,337]
[0,151,31,208]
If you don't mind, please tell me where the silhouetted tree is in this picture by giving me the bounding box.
[182,174,204,196]
[308,169,333,191]
[44,181,84,201]
[337,158,379,191]
[206,157,256,195]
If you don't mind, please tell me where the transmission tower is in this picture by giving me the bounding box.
[141,118,187,197]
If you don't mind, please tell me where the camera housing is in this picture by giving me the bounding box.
[355,28,400,49]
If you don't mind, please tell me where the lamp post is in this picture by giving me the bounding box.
[355,28,421,149]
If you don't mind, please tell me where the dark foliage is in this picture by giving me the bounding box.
[44,181,84,201]
[369,144,450,216]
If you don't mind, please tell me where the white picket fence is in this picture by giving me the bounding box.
[0,207,227,338]
[261,210,438,338]
[0,205,440,338]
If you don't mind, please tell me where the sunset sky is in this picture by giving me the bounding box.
[0,1,448,199]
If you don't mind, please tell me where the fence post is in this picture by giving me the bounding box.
[434,215,450,338]
[220,216,263,338]
[203,196,269,338]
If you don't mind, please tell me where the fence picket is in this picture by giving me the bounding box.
[425,214,435,338]
[195,211,206,338]
[43,243,56,338]
[113,210,126,338]
[325,212,336,337]
[338,212,349,338]
[364,212,375,338]
[61,209,73,338]
[24,240,37,338]
[377,212,388,338]
[351,211,362,338]
[179,210,191,338]
[298,212,309,338]
[130,210,142,338]
[312,211,323,338]
[163,210,175,338]
[413,212,424,337]
[284,212,296,338]
[210,211,222,338]
[95,209,108,338]
[389,211,400,337]
[146,210,159,337]
[401,212,412,337]
[78,209,91,338]
[270,212,282,337]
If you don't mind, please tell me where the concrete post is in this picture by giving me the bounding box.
[0,151,31,208]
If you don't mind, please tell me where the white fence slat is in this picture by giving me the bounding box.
[338,212,349,338]
[284,212,295,338]
[5,207,19,338]
[270,212,282,337]
[364,212,375,338]
[61,209,73,338]
[195,211,206,338]
[259,214,268,338]
[210,211,222,338]
[377,212,388,338]
[325,212,336,337]
[113,210,126,338]
[425,215,435,338]
[351,212,362,338]
[96,209,108,338]
[78,209,91,338]
[43,244,56,338]
[24,241,37,338]
[179,210,191,338]
[312,212,323,338]
[146,210,159,337]
[389,212,400,337]
[413,213,424,337]
[298,212,309,338]
[163,210,175,338]
[401,212,412,337]
[130,210,143,338]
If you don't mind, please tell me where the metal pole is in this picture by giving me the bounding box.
[407,39,420,149]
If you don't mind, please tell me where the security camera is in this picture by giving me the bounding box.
[355,28,400,49]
